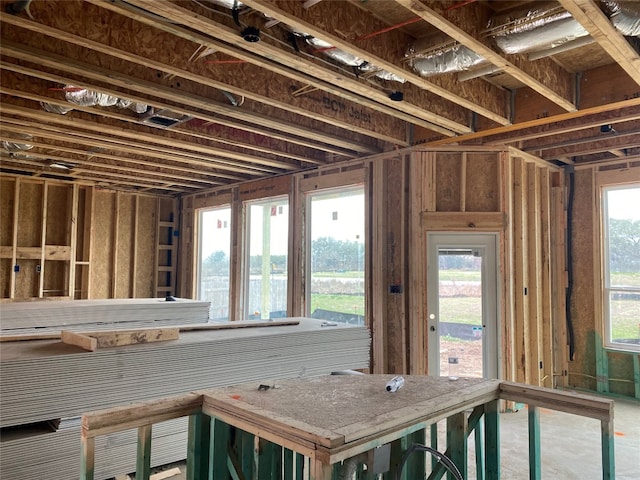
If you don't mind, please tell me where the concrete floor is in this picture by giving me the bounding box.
[143,397,639,480]
[487,397,640,480]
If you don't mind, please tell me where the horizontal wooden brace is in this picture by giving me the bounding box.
[421,212,507,230]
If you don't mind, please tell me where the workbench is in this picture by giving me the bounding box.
[81,374,616,480]
[197,375,501,479]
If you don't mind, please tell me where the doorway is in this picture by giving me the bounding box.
[427,233,499,379]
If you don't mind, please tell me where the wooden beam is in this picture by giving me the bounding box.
[61,328,180,352]
[124,0,474,134]
[0,82,322,166]
[88,0,460,137]
[240,0,509,126]
[558,0,640,85]
[0,10,409,146]
[421,212,506,230]
[428,97,640,146]
[394,0,576,112]
[0,42,371,156]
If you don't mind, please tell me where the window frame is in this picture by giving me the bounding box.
[243,194,290,320]
[195,203,232,320]
[600,182,640,353]
[304,184,366,324]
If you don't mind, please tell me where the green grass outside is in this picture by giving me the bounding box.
[311,294,364,316]
[310,269,639,341]
[312,271,364,279]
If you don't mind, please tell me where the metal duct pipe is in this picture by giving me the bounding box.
[487,2,589,55]
[603,1,640,36]
[407,35,485,77]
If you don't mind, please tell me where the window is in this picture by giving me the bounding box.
[602,184,640,351]
[307,187,365,324]
[197,206,231,321]
[245,196,289,319]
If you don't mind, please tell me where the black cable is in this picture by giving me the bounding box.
[565,165,576,361]
[396,443,463,480]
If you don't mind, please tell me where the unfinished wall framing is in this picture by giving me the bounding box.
[570,161,640,399]
[179,146,570,388]
[0,174,172,303]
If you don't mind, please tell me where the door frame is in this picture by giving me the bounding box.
[426,232,500,379]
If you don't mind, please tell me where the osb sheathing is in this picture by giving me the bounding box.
[569,168,635,396]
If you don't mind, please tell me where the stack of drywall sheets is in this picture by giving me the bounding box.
[0,298,210,335]
[0,318,370,480]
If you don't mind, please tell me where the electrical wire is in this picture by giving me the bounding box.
[396,443,463,480]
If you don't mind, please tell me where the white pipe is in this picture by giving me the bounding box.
[528,36,595,60]
[458,64,503,82]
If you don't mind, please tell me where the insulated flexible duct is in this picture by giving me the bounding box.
[488,2,589,55]
[407,34,485,76]
[603,0,640,36]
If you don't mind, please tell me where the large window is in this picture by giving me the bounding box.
[197,206,231,321]
[602,184,640,351]
[245,196,289,319]
[307,187,365,324]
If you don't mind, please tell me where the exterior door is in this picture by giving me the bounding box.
[427,233,499,379]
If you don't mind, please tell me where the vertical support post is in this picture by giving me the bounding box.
[596,341,609,393]
[528,406,541,480]
[284,448,294,480]
[601,419,615,480]
[402,429,426,479]
[136,424,152,480]
[39,181,48,298]
[484,400,500,480]
[446,412,467,480]
[80,435,95,480]
[257,437,282,479]
[211,418,230,480]
[187,412,211,480]
[474,416,484,480]
[430,423,439,471]
[310,459,333,480]
[69,183,79,298]
[634,354,640,400]
[241,429,255,478]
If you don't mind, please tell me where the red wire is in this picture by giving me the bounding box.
[204,59,248,64]
[445,0,477,11]
[357,16,422,41]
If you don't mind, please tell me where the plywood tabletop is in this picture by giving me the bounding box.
[201,375,500,449]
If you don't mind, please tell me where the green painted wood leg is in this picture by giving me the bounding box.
[283,449,294,480]
[403,428,426,480]
[430,423,439,472]
[484,400,500,480]
[257,438,282,479]
[528,406,541,480]
[447,412,467,480]
[240,430,255,479]
[295,453,305,479]
[80,435,95,480]
[473,417,484,480]
[188,412,211,480]
[136,424,152,480]
[601,419,616,480]
[211,418,230,480]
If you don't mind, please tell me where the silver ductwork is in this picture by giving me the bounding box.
[487,2,589,55]
[40,86,148,115]
[407,34,485,77]
[305,36,405,83]
[603,1,640,36]
[2,134,33,153]
[488,1,639,56]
